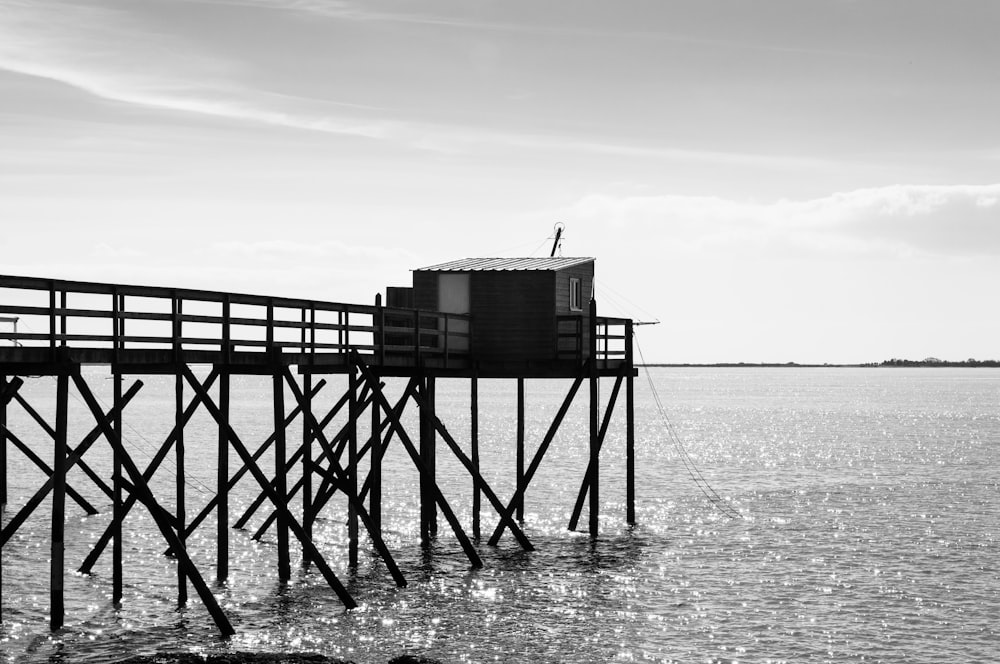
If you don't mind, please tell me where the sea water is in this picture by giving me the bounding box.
[1,367,998,663]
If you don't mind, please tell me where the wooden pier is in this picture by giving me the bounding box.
[0,264,636,635]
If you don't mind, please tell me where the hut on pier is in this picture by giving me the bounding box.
[388,257,596,371]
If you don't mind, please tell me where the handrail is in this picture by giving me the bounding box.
[0,274,471,367]
[556,313,630,364]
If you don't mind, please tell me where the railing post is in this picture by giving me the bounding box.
[172,293,182,364]
[266,299,274,349]
[48,282,57,358]
[111,286,122,366]
[374,293,384,366]
[222,295,231,365]
[413,309,421,366]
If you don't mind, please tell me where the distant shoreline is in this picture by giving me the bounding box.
[641,360,1000,368]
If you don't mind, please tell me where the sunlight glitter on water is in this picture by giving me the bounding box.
[2,368,1000,662]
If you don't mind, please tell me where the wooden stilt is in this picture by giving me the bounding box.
[626,320,636,525]
[217,370,230,583]
[370,370,382,533]
[273,354,291,582]
[419,376,437,542]
[406,381,534,552]
[282,370,406,587]
[471,371,480,539]
[172,295,187,605]
[50,370,69,631]
[347,365,359,567]
[175,372,187,605]
[1,374,7,508]
[301,372,313,564]
[569,368,625,532]
[516,378,525,522]
[352,354,481,568]
[251,387,377,542]
[112,373,124,606]
[488,376,583,545]
[589,299,600,537]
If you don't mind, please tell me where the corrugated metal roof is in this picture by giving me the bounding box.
[414,257,594,272]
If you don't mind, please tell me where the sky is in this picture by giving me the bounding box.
[1,0,999,364]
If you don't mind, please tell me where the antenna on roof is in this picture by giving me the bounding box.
[550,222,565,257]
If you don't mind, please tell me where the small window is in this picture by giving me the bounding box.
[569,277,583,311]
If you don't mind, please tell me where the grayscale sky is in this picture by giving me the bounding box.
[2,0,998,363]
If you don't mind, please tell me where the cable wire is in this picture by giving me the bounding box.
[634,332,742,520]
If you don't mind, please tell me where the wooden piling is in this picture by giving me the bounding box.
[175,372,187,605]
[419,376,437,541]
[301,372,313,564]
[272,352,291,582]
[217,370,230,583]
[370,370,382,532]
[626,320,636,525]
[589,299,599,537]
[516,378,525,522]
[470,371,480,539]
[50,370,68,630]
[348,364,359,567]
[113,373,124,606]
[1,374,7,507]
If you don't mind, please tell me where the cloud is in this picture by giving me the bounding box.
[565,184,1000,258]
[0,1,398,139]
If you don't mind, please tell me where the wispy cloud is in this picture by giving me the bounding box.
[565,184,1000,258]
[180,0,876,58]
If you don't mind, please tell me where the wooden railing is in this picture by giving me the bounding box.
[0,275,471,368]
[556,313,630,364]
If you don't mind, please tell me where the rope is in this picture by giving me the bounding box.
[633,332,742,520]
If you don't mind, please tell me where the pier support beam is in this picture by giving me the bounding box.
[175,372,187,605]
[217,370,230,583]
[50,370,69,631]
[1,374,7,507]
[626,320,636,525]
[113,374,124,606]
[272,353,291,582]
[419,376,437,542]
[516,378,525,522]
[589,299,600,537]
[470,372,480,539]
[347,364,359,567]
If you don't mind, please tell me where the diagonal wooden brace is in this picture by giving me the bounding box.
[406,381,536,552]
[181,365,357,609]
[1,380,143,546]
[568,365,626,532]
[80,370,219,573]
[488,375,585,545]
[71,373,235,636]
[351,350,483,568]
[284,367,407,587]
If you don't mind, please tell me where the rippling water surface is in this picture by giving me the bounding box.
[2,368,998,663]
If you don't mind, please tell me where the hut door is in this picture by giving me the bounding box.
[438,273,470,352]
